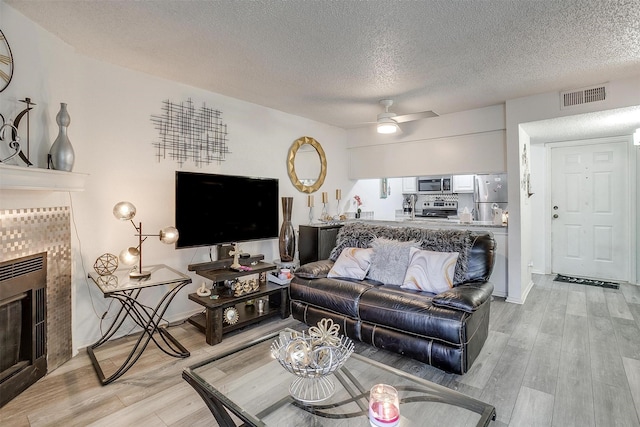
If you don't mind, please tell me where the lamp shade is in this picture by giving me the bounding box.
[119,247,139,266]
[159,226,179,244]
[113,201,136,221]
[377,118,398,134]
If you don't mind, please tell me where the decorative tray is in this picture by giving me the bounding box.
[267,271,292,285]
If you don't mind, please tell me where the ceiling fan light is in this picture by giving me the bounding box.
[377,118,398,134]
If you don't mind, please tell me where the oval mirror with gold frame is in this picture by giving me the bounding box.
[287,136,327,193]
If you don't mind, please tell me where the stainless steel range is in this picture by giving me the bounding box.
[416,200,458,219]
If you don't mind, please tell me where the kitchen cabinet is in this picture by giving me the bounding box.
[401,177,417,193]
[452,175,475,193]
[299,224,344,265]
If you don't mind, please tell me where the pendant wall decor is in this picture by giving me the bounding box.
[0,97,35,166]
[0,29,14,93]
[151,98,229,167]
[49,103,75,171]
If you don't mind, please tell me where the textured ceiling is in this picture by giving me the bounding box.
[5,0,640,132]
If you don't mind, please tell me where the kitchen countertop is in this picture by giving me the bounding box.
[392,215,507,229]
[311,218,508,230]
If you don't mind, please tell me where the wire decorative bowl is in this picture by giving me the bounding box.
[271,326,354,403]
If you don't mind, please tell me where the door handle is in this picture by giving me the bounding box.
[553,206,559,210]
[553,214,559,219]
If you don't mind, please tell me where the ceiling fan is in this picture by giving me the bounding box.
[376,99,438,134]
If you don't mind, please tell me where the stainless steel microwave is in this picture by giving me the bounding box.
[417,176,452,193]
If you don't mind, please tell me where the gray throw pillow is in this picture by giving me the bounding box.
[367,238,420,285]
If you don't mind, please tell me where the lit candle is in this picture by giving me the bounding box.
[336,189,341,200]
[308,195,314,207]
[369,384,400,427]
[322,192,328,203]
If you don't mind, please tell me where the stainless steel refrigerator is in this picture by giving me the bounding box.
[474,174,508,221]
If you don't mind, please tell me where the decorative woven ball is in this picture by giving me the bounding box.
[93,253,118,276]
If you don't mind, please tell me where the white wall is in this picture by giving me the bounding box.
[530,143,546,273]
[506,75,640,303]
[348,130,506,179]
[338,178,406,221]
[1,3,350,352]
[345,105,506,178]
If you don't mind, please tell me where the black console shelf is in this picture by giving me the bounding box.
[187,259,289,345]
[188,254,266,274]
[194,261,275,283]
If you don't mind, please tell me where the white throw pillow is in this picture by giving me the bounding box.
[328,247,374,280]
[401,247,459,294]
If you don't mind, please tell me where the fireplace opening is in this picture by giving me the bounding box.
[0,252,47,408]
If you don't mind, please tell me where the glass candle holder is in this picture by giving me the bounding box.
[369,384,400,426]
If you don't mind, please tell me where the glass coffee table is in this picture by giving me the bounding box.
[183,329,496,426]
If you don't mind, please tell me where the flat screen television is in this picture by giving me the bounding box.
[175,171,279,249]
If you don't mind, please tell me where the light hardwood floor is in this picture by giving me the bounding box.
[1,274,639,426]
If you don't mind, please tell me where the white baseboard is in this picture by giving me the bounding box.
[505,279,534,304]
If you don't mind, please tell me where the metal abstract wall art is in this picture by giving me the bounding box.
[151,99,229,167]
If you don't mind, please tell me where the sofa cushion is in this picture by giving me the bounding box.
[328,247,373,280]
[289,276,380,318]
[294,260,334,279]
[367,238,420,286]
[358,285,468,346]
[432,282,494,313]
[402,248,459,293]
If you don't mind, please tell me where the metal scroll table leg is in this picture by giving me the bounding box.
[87,280,191,385]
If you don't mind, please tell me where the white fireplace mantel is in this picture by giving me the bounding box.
[0,164,88,191]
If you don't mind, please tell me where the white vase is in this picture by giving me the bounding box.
[49,103,75,171]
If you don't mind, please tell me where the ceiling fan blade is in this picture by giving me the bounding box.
[394,110,438,124]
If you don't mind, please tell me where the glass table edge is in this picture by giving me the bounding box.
[88,264,191,294]
[183,330,281,426]
[183,328,496,426]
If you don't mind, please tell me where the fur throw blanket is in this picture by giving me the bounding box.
[329,222,474,285]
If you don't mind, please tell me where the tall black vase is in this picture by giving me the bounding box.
[279,197,295,262]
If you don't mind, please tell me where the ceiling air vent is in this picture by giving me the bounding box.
[560,84,607,109]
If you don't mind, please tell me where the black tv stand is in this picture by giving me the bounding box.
[186,258,288,345]
[188,254,265,273]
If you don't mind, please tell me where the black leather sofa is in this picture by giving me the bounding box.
[289,223,496,375]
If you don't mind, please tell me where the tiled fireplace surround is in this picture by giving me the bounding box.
[0,206,73,372]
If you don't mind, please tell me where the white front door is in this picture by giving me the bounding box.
[550,139,629,281]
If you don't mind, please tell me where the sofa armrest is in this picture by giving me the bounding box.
[294,260,334,279]
[432,282,494,313]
